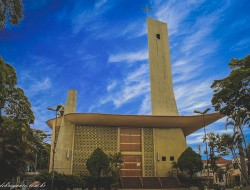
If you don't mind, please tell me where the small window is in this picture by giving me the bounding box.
[156,33,160,39]
[170,156,174,161]
[162,156,166,161]
[233,163,238,170]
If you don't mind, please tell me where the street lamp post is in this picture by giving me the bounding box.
[47,104,64,190]
[194,108,211,179]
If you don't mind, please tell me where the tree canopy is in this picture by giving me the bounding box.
[86,148,110,177]
[0,57,34,123]
[211,54,250,116]
[207,132,221,174]
[0,57,49,182]
[177,147,203,178]
[0,0,23,30]
[211,54,250,185]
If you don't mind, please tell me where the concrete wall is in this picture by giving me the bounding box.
[147,17,178,116]
[50,90,77,174]
[154,128,187,176]
[72,125,118,175]
[143,128,155,177]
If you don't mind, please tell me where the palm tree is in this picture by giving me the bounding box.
[225,109,250,185]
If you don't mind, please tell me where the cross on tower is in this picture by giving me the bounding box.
[143,3,152,17]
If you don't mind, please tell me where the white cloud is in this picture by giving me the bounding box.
[107,81,117,92]
[153,1,207,36]
[187,128,234,145]
[155,2,191,36]
[118,22,147,39]
[181,27,212,53]
[108,49,148,63]
[167,4,230,115]
[31,103,52,131]
[180,15,219,53]
[138,94,151,115]
[26,78,52,96]
[34,78,51,90]
[174,79,214,115]
[72,10,99,34]
[230,38,250,52]
[100,64,150,108]
[72,1,111,34]
[95,0,107,9]
[187,135,204,145]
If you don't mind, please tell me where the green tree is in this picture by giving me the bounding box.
[177,147,203,178]
[211,54,250,185]
[0,57,34,123]
[0,57,37,181]
[35,171,85,190]
[0,56,17,117]
[109,152,123,174]
[27,128,51,171]
[225,113,249,184]
[0,0,23,30]
[86,148,110,177]
[0,117,25,180]
[86,148,111,189]
[171,161,179,175]
[211,54,250,116]
[247,144,250,157]
[207,132,221,175]
[220,133,249,184]
[220,134,238,157]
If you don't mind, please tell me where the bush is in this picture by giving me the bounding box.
[177,147,203,178]
[35,171,85,189]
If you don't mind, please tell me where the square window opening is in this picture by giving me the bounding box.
[156,33,160,39]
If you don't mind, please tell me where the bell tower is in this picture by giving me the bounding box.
[147,17,178,116]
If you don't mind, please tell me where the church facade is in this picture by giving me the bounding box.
[47,18,222,177]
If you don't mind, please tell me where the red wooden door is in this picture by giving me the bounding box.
[121,155,142,177]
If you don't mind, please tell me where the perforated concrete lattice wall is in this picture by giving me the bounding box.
[72,125,118,175]
[143,128,155,176]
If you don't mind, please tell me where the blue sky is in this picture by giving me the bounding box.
[1,0,250,158]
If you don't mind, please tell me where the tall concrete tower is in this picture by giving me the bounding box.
[147,17,178,116]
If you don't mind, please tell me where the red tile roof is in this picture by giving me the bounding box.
[202,158,231,165]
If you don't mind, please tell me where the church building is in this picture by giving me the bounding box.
[46,18,222,177]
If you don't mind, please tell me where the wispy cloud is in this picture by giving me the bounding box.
[18,56,56,97]
[31,103,52,131]
[108,49,148,63]
[180,14,221,53]
[153,0,207,36]
[166,2,231,117]
[138,94,151,115]
[27,78,52,95]
[107,80,117,92]
[71,1,111,34]
[187,128,234,145]
[100,63,150,108]
[174,79,214,115]
[230,38,250,52]
[154,2,191,36]
[94,0,108,9]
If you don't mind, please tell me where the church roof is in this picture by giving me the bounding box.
[46,112,223,136]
